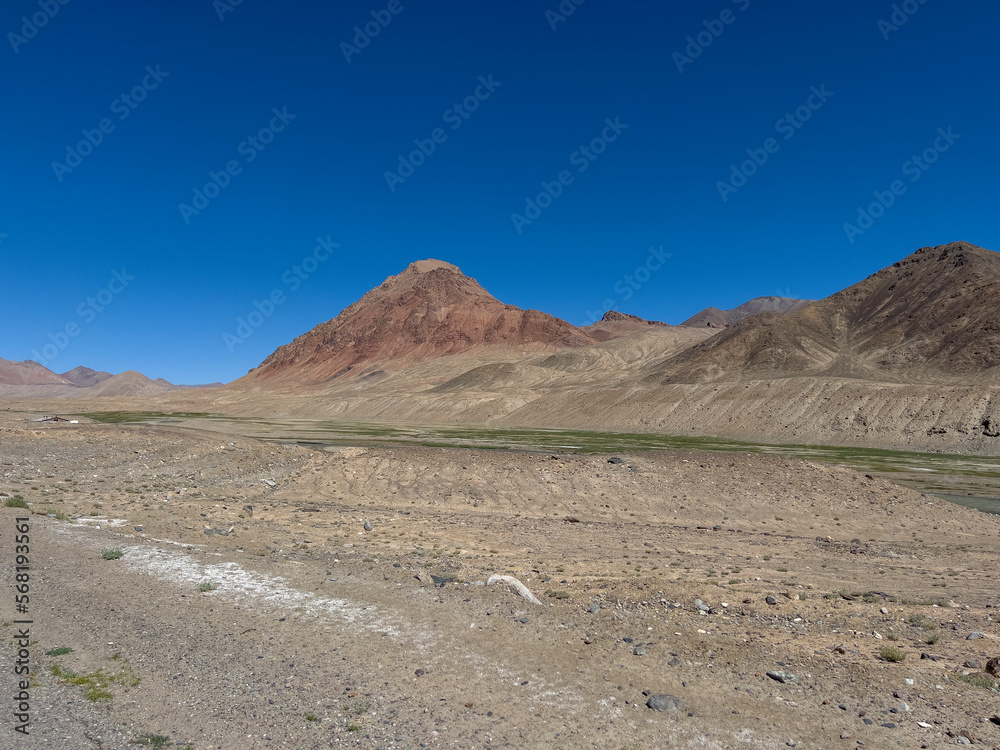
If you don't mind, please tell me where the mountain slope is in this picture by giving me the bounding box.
[682,296,813,329]
[581,310,670,342]
[651,241,1000,384]
[60,366,113,387]
[237,259,596,386]
[0,359,72,386]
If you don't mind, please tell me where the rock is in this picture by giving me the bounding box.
[134,525,143,532]
[589,603,600,613]
[880,607,889,614]
[833,645,847,654]
[608,457,624,464]
[646,694,683,712]
[363,520,373,531]
[963,660,981,669]
[243,504,253,517]
[897,702,910,712]
[414,669,425,677]
[920,652,939,661]
[959,730,977,743]
[985,657,1000,676]
[967,631,984,640]
[766,670,798,684]
[261,479,276,488]
[766,595,778,605]
[667,657,681,667]
[634,646,647,656]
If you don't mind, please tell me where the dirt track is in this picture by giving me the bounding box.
[2,415,1000,749]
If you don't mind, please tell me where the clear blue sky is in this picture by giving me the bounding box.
[3,0,998,384]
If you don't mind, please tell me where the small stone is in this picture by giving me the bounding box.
[589,603,600,613]
[134,526,143,532]
[920,652,938,661]
[766,595,778,605]
[880,607,889,614]
[414,669,425,676]
[667,657,681,667]
[633,646,647,656]
[766,670,798,684]
[646,694,683,712]
[608,457,625,465]
[243,504,254,517]
[519,616,529,624]
[464,702,474,708]
[963,660,981,669]
[985,657,1000,676]
[363,520,373,531]
[967,631,984,640]
[840,733,851,739]
[880,722,897,729]
[833,645,847,654]
[897,702,910,712]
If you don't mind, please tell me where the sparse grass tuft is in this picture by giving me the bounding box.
[102,548,124,560]
[952,672,998,690]
[878,645,906,663]
[46,646,73,657]
[546,589,570,600]
[3,495,28,508]
[132,734,171,748]
[305,712,318,722]
[196,581,217,592]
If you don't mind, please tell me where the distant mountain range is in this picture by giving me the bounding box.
[0,359,221,397]
[681,297,813,329]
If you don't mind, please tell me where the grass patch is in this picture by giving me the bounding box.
[132,735,175,749]
[196,581,217,592]
[305,712,318,722]
[545,589,570,600]
[51,654,140,702]
[952,672,998,690]
[45,647,73,657]
[878,646,906,663]
[3,495,28,508]
[347,724,361,732]
[102,548,124,560]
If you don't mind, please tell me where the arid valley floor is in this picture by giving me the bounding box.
[2,411,999,750]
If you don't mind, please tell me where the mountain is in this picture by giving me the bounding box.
[682,296,813,329]
[652,241,1000,384]
[60,366,113,387]
[581,310,670,342]
[237,259,596,386]
[0,358,72,386]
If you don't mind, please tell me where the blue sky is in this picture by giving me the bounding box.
[3,0,998,384]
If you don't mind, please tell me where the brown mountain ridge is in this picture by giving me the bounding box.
[238,259,596,386]
[649,241,1000,384]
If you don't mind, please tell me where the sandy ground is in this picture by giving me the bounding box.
[2,413,1000,749]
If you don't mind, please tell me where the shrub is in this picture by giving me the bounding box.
[102,548,124,560]
[879,646,906,662]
